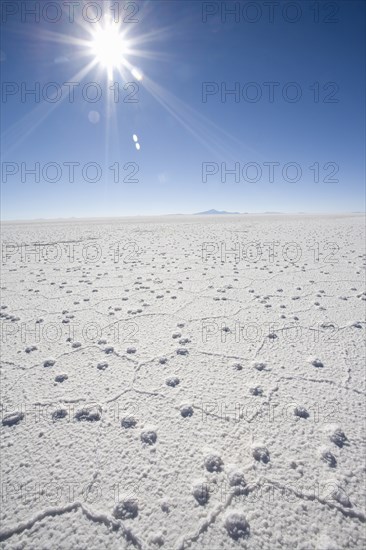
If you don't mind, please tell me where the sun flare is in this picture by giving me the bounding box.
[90,19,128,79]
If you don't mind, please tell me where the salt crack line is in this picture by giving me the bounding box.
[0,501,143,548]
[262,477,366,523]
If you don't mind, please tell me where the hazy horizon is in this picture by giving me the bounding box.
[2,210,366,223]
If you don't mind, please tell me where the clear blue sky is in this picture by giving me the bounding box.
[1,0,365,219]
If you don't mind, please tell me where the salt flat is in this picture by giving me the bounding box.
[0,214,365,550]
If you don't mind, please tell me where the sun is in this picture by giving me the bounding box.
[90,18,129,79]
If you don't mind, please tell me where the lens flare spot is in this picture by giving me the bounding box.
[88,110,100,124]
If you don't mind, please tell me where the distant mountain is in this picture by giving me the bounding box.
[194,209,241,215]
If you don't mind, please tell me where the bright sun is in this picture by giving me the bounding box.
[91,20,128,78]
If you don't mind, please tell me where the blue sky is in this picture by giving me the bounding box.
[1,0,365,219]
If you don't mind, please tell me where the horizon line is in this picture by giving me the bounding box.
[1,211,365,223]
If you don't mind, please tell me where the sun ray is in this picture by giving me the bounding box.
[140,75,263,163]
[1,60,98,157]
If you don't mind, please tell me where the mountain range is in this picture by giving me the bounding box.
[193,209,241,215]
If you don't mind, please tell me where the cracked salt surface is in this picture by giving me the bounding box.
[0,214,365,549]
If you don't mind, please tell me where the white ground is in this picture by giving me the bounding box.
[0,214,365,550]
